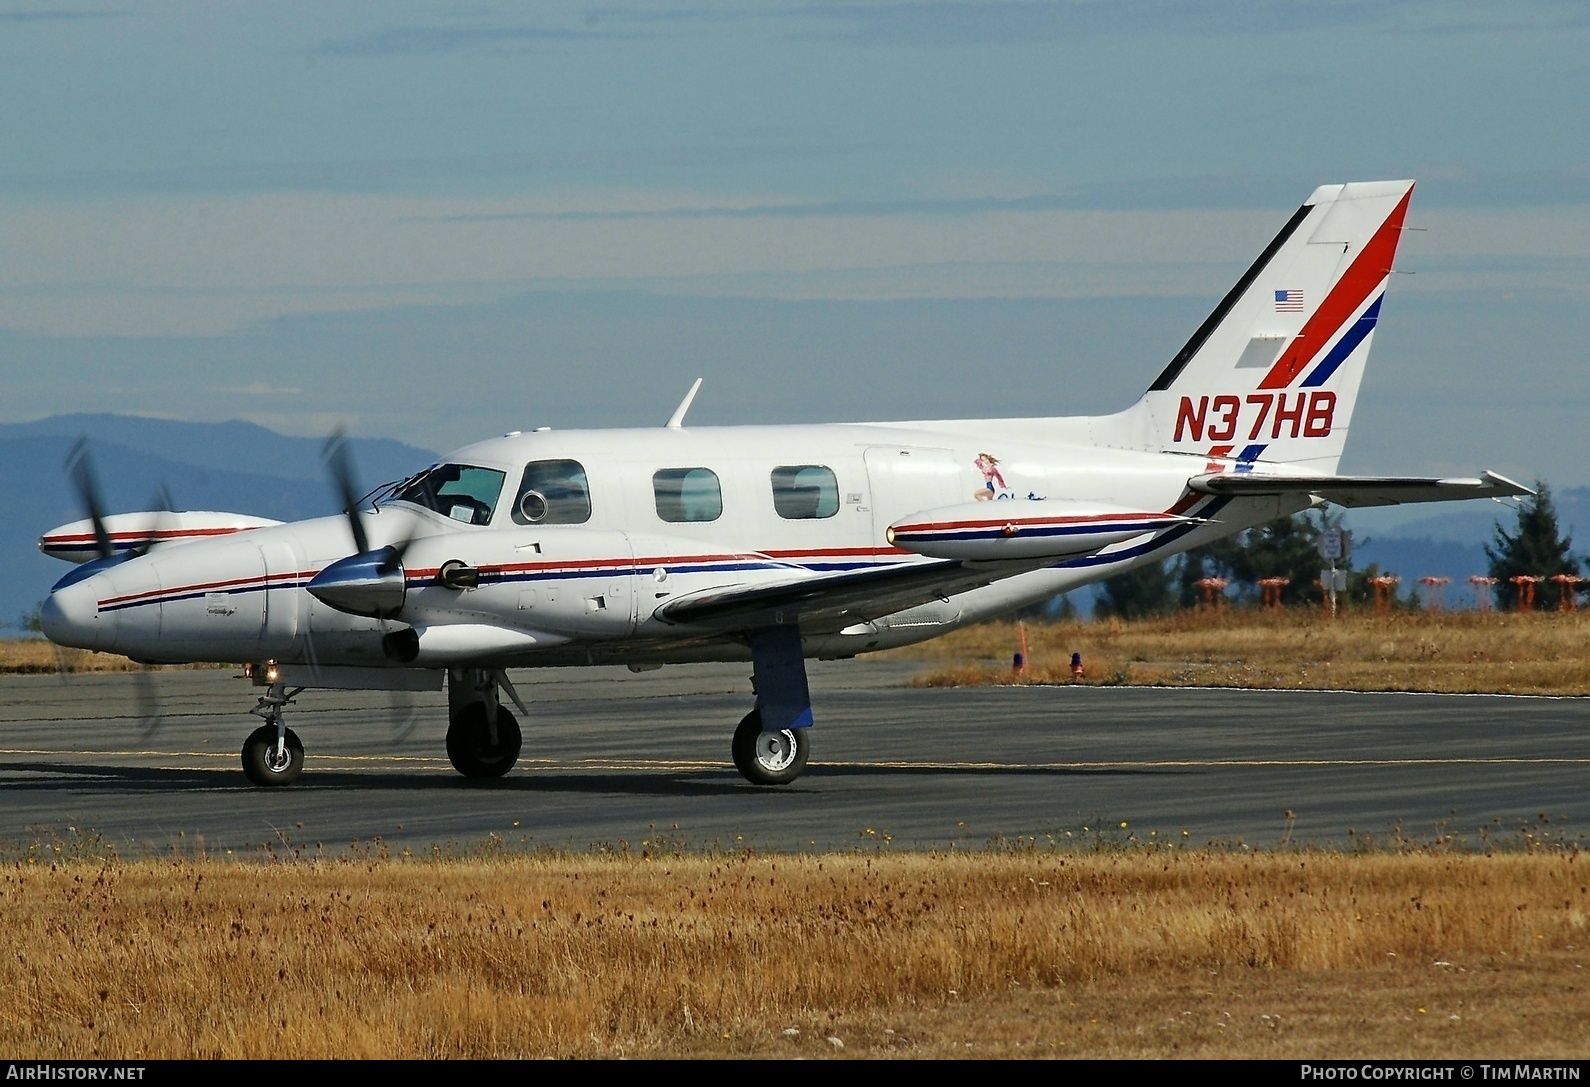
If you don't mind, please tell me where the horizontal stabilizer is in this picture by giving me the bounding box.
[888,500,1190,561]
[1188,470,1532,508]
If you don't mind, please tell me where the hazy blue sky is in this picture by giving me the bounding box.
[2,1,1587,488]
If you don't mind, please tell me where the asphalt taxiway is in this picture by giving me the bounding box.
[1,660,1586,854]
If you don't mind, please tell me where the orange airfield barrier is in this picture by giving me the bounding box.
[1549,574,1581,612]
[1194,577,1228,609]
[1369,575,1400,613]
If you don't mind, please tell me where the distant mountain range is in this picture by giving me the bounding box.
[1,415,436,630]
[1,415,1582,629]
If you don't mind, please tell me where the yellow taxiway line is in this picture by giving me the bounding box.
[3,750,1590,772]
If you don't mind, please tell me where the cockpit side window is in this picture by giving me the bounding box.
[512,460,591,525]
[653,467,722,523]
[771,465,839,519]
[394,464,506,526]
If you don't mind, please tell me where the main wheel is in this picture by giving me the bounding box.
[731,709,809,786]
[242,724,304,787]
[446,704,522,779]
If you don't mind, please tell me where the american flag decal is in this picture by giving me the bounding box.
[1274,289,1303,312]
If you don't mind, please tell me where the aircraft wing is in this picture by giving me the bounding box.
[1188,470,1532,508]
[653,556,1039,633]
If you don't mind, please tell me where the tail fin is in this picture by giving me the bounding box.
[1102,180,1413,475]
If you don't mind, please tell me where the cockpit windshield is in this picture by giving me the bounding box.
[390,463,507,526]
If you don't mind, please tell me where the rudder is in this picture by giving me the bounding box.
[1118,180,1414,475]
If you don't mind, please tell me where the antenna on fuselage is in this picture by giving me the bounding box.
[665,377,703,430]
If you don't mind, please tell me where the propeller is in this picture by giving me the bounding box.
[312,431,408,618]
[323,428,372,558]
[318,432,429,732]
[388,689,423,745]
[130,483,175,738]
[64,439,179,565]
[315,428,432,660]
[65,438,115,561]
[133,662,163,740]
[59,439,168,737]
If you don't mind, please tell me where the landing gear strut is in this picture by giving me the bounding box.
[446,667,523,779]
[242,681,304,786]
[731,626,813,786]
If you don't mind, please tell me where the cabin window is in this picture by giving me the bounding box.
[512,459,591,525]
[394,463,506,526]
[771,465,839,519]
[653,467,723,523]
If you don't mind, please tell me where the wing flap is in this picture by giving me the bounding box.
[653,557,1039,632]
[1189,470,1531,508]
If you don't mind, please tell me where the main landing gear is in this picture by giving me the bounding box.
[446,667,523,779]
[242,681,305,787]
[239,667,527,787]
[732,709,809,786]
[236,642,809,787]
[732,626,814,787]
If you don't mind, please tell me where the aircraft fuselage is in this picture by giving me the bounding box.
[40,417,1303,670]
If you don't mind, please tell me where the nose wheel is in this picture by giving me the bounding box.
[242,724,304,786]
[242,681,305,786]
[731,709,809,786]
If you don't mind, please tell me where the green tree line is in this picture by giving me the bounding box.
[1086,483,1583,619]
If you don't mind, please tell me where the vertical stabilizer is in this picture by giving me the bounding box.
[1098,180,1413,475]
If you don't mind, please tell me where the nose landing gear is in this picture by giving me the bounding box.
[242,681,304,787]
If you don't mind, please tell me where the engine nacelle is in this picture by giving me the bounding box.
[382,623,570,665]
[887,500,1189,561]
[39,511,282,564]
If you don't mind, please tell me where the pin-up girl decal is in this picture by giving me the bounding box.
[973,453,1008,500]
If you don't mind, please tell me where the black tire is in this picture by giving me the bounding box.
[731,709,809,786]
[241,724,304,787]
[446,703,522,779]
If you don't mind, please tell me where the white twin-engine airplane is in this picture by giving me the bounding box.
[38,180,1527,788]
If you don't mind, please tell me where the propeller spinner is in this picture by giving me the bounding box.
[306,430,415,619]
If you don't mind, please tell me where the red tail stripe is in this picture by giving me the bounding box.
[1257,186,1412,390]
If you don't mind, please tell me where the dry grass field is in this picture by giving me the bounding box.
[12,607,1590,692]
[4,847,1588,1059]
[0,639,217,675]
[895,610,1590,696]
[7,609,1587,696]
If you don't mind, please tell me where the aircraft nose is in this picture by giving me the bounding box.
[40,581,106,651]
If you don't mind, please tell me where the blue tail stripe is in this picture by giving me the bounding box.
[1300,295,1382,388]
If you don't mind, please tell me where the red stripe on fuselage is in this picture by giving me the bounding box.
[100,569,319,608]
[896,511,1173,534]
[760,546,908,559]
